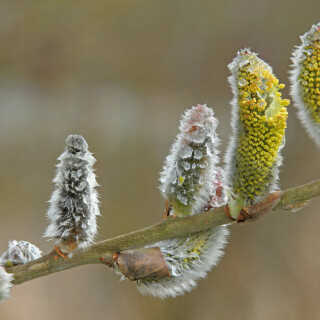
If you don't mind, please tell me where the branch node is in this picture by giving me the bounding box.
[54,246,68,260]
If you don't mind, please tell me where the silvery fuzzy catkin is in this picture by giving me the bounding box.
[136,105,229,298]
[44,135,100,250]
[0,240,42,267]
[0,267,13,303]
[159,104,221,217]
[290,23,320,148]
[225,49,289,219]
[137,226,229,299]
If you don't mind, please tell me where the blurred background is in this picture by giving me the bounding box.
[0,1,320,319]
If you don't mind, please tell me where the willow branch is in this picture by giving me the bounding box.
[5,179,320,286]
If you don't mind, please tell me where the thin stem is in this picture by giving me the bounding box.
[5,179,320,286]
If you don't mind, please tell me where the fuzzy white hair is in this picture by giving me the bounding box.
[0,266,13,303]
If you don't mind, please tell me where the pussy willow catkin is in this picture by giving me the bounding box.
[44,135,100,251]
[290,23,320,147]
[225,49,289,219]
[135,105,229,298]
[159,104,220,216]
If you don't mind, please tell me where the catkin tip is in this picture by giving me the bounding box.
[66,135,88,154]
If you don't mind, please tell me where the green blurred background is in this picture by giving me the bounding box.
[1,1,320,319]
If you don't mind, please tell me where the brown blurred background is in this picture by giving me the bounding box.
[1,1,320,319]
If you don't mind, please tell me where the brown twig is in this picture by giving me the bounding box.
[5,179,320,286]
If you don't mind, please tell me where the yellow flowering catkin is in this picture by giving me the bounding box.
[225,49,289,219]
[290,23,320,147]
